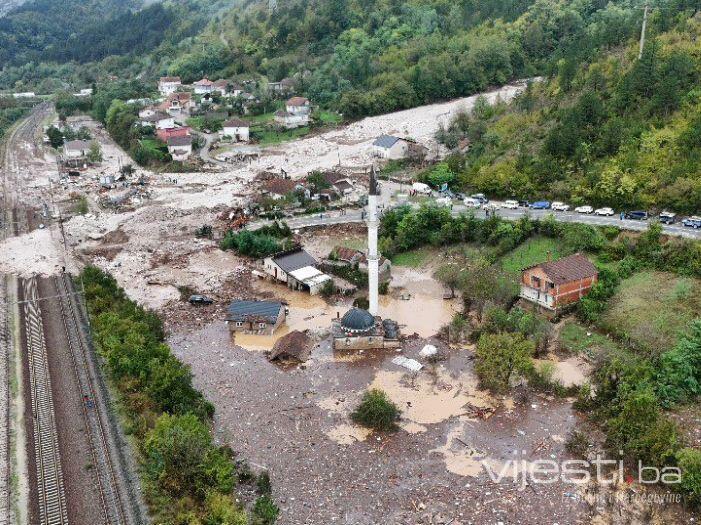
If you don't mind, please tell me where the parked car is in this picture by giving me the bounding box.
[471,193,489,204]
[484,202,501,210]
[412,182,432,195]
[503,200,519,209]
[551,201,570,212]
[518,200,530,208]
[189,295,214,305]
[625,210,649,220]
[659,211,677,224]
[682,216,701,228]
[463,197,482,209]
[530,201,551,210]
[575,205,594,214]
[594,207,615,216]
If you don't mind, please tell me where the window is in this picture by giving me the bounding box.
[259,322,266,328]
[547,281,555,290]
[236,322,243,327]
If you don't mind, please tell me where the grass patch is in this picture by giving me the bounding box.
[558,321,620,359]
[501,236,563,274]
[391,246,435,267]
[317,110,342,124]
[600,271,701,354]
[252,125,310,146]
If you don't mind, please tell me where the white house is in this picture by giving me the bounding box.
[262,248,331,294]
[167,136,193,161]
[221,119,250,142]
[193,78,215,95]
[213,79,229,96]
[63,140,91,159]
[141,112,175,130]
[372,135,410,160]
[158,76,181,95]
[285,96,311,116]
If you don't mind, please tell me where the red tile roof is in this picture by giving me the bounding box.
[526,253,598,285]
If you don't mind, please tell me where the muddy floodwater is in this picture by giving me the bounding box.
[171,321,591,524]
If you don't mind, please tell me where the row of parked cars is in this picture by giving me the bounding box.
[457,195,701,228]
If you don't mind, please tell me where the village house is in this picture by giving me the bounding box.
[193,78,215,95]
[158,76,181,95]
[221,119,250,142]
[520,253,598,311]
[63,140,91,159]
[141,111,175,130]
[372,135,412,160]
[162,92,195,117]
[166,136,193,162]
[263,247,332,295]
[226,300,287,335]
[275,96,311,129]
[261,178,309,201]
[268,77,295,94]
[213,79,230,96]
[310,171,355,201]
[230,83,244,97]
[328,246,392,280]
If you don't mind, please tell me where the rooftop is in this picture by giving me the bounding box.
[341,308,376,333]
[64,140,91,151]
[159,76,181,83]
[372,135,403,149]
[167,136,193,147]
[271,248,318,274]
[287,96,310,106]
[226,300,284,323]
[223,118,250,128]
[525,253,598,285]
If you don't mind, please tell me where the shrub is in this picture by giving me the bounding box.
[257,471,272,496]
[351,389,401,431]
[677,448,701,507]
[565,429,591,458]
[251,496,279,525]
[474,333,535,393]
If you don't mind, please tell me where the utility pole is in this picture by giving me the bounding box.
[639,2,649,60]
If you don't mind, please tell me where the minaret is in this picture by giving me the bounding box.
[367,167,380,316]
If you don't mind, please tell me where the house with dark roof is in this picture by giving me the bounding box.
[372,135,411,160]
[520,253,598,310]
[226,300,286,335]
[166,135,193,161]
[263,247,318,284]
[260,178,309,201]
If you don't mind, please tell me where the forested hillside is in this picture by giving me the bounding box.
[432,12,701,213]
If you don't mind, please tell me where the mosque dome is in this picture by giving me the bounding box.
[340,308,376,333]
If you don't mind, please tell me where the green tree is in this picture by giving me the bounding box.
[475,332,535,393]
[351,389,401,431]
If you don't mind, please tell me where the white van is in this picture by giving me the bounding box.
[412,182,432,195]
[435,196,452,207]
[463,197,482,209]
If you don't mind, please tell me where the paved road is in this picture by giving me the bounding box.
[250,204,701,240]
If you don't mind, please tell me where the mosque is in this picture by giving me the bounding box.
[332,169,400,350]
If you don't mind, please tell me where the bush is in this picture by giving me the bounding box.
[677,448,701,507]
[251,496,279,525]
[351,389,401,432]
[565,429,591,458]
[257,471,272,496]
[474,333,535,394]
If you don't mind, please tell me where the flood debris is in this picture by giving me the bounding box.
[267,330,312,363]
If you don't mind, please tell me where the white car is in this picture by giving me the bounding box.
[463,197,482,209]
[503,200,519,209]
[575,205,594,214]
[551,202,570,212]
[594,207,615,216]
[484,202,501,211]
[435,196,452,207]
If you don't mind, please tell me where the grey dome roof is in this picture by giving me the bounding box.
[341,308,375,332]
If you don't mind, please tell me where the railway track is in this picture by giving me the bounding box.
[54,273,129,525]
[0,275,10,525]
[22,277,68,525]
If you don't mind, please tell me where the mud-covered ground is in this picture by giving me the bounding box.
[170,314,594,524]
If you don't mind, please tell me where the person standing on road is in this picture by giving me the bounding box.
[620,211,625,220]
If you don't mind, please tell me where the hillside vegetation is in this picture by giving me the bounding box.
[432,12,701,214]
